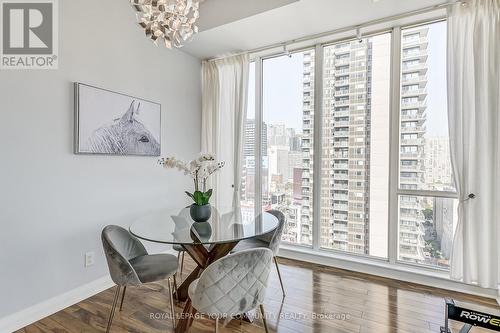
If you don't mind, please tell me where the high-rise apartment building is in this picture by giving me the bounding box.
[316,40,373,254]
[243,119,268,158]
[300,50,315,245]
[293,30,427,257]
[398,27,429,262]
[425,136,453,190]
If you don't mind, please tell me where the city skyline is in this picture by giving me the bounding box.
[242,20,456,269]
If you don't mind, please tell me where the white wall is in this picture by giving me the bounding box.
[0,0,201,321]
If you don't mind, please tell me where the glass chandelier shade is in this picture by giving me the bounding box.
[131,0,200,48]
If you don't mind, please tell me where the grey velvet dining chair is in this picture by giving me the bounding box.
[172,208,190,278]
[188,248,274,333]
[101,225,178,332]
[231,209,286,296]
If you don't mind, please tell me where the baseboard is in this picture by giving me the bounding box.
[279,246,500,303]
[0,249,177,333]
[0,275,114,333]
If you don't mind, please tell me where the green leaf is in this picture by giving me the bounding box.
[185,191,195,201]
[201,189,212,204]
[193,191,204,205]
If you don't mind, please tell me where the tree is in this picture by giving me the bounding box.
[422,208,433,220]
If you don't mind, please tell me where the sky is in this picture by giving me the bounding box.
[247,21,449,138]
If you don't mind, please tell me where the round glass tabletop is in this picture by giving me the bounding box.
[129,206,279,245]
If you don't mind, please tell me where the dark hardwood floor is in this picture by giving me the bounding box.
[17,257,499,333]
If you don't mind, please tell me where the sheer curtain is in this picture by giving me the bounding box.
[201,54,250,210]
[447,0,500,299]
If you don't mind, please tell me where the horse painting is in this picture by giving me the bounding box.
[83,100,160,155]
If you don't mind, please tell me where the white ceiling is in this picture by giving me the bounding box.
[183,0,447,59]
[197,0,299,31]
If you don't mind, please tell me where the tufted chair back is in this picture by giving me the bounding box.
[257,210,286,255]
[190,248,273,317]
[101,225,148,286]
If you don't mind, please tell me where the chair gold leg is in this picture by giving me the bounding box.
[274,256,285,297]
[106,286,121,333]
[259,304,269,333]
[180,251,185,278]
[119,286,126,311]
[173,274,179,302]
[168,277,176,330]
[215,317,219,333]
[177,251,181,277]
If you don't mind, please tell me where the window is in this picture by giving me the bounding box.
[397,21,457,269]
[320,33,391,258]
[241,62,256,224]
[245,19,457,272]
[262,50,315,246]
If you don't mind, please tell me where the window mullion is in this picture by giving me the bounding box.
[397,189,458,199]
[255,57,263,223]
[312,44,323,251]
[388,26,402,265]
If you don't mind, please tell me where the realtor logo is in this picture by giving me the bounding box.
[1,0,58,69]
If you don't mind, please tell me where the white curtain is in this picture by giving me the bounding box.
[447,0,500,299]
[201,54,250,210]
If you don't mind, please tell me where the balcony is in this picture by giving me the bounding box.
[333,152,348,158]
[400,151,421,159]
[335,194,349,200]
[334,120,349,127]
[402,75,427,86]
[333,203,349,211]
[335,69,350,76]
[332,224,348,232]
[401,100,426,109]
[303,122,313,130]
[335,99,350,106]
[335,58,350,66]
[399,214,424,225]
[333,183,349,190]
[400,223,425,235]
[400,138,423,145]
[335,79,349,86]
[400,163,421,171]
[400,235,426,248]
[402,36,428,47]
[334,141,349,148]
[302,141,312,148]
[334,110,349,117]
[334,45,351,54]
[402,49,428,59]
[334,214,348,221]
[335,89,349,97]
[399,247,425,261]
[400,125,426,133]
[334,130,349,137]
[333,163,349,169]
[401,112,425,121]
[400,176,422,184]
[401,88,427,96]
[402,62,427,73]
[333,173,348,180]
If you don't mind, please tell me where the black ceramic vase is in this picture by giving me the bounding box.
[190,222,213,242]
[190,203,211,222]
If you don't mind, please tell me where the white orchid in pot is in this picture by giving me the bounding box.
[159,153,225,222]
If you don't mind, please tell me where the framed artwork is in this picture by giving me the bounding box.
[74,82,161,156]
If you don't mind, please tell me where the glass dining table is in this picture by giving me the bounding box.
[129,206,279,333]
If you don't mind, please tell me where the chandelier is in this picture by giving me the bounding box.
[131,0,200,49]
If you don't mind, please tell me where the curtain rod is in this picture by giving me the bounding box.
[206,0,465,62]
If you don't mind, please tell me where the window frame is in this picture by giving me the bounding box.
[248,17,457,272]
